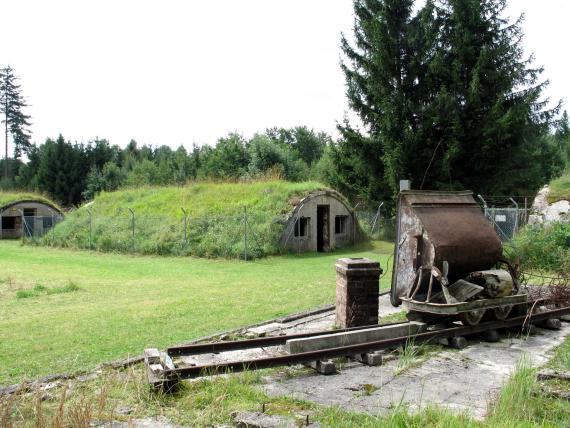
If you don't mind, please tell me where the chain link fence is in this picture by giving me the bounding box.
[21,215,64,239]
[23,194,528,258]
[26,206,395,259]
[355,204,396,242]
[478,195,531,241]
[32,209,286,260]
[354,194,533,244]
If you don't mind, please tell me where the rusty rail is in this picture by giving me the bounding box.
[167,319,408,356]
[161,306,570,381]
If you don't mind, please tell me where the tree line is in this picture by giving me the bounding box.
[0,128,331,206]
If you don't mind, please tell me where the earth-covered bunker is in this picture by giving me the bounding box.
[280,189,364,252]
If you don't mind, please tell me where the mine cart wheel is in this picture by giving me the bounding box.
[492,305,513,321]
[459,309,486,326]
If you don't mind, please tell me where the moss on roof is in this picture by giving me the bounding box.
[0,191,62,212]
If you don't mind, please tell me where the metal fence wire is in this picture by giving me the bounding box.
[478,195,530,241]
[22,215,64,238]
[355,204,397,242]
[355,194,532,244]
[33,209,284,260]
[23,193,530,258]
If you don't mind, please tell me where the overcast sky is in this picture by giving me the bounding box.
[2,0,569,152]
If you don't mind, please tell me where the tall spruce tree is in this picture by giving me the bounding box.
[0,65,32,180]
[340,0,559,202]
[340,0,439,200]
[430,0,559,195]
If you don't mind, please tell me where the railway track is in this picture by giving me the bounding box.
[146,305,570,388]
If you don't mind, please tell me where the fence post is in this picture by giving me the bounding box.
[371,202,384,234]
[52,215,56,240]
[510,197,519,235]
[87,209,93,249]
[181,208,188,246]
[19,209,24,242]
[244,207,248,261]
[297,212,301,255]
[128,208,135,252]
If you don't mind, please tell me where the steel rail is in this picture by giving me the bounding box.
[164,306,570,380]
[167,319,410,356]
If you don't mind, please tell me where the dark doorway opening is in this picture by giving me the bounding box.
[317,205,330,252]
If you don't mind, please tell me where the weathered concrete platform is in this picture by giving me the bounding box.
[264,324,570,420]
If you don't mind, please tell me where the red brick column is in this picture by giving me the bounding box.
[335,258,382,328]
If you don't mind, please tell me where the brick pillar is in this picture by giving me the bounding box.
[335,258,382,328]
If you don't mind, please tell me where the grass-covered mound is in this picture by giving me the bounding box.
[549,172,570,203]
[511,222,570,274]
[41,181,328,258]
[0,191,61,211]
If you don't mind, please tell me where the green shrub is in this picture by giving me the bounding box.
[511,222,570,273]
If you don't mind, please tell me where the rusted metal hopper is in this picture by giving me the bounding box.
[390,190,504,307]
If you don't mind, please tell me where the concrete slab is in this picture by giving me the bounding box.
[247,323,287,336]
[264,324,570,420]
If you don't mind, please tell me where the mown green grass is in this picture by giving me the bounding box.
[548,172,570,202]
[40,180,343,258]
[0,239,393,386]
[0,190,61,210]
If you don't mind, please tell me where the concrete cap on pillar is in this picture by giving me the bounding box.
[335,257,382,274]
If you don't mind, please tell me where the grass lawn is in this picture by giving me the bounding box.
[0,240,393,386]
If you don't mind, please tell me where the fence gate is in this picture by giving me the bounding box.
[22,215,63,239]
[478,194,531,242]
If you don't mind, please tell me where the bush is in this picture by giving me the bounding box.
[511,222,570,273]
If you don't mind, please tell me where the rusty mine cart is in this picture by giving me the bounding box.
[390,190,528,326]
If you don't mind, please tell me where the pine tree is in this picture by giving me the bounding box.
[0,65,32,180]
[339,0,559,201]
[340,0,439,199]
[430,0,559,195]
